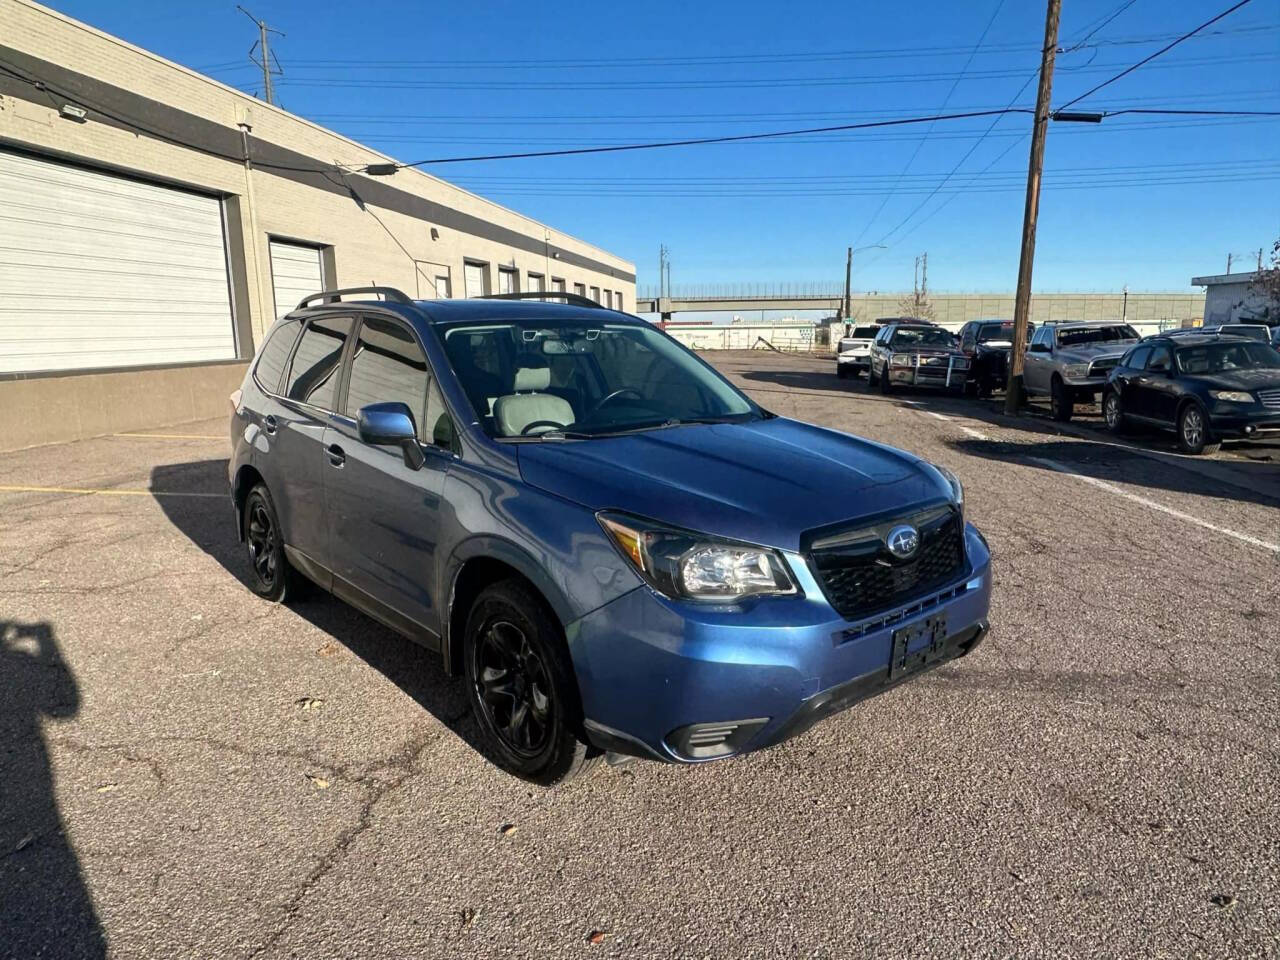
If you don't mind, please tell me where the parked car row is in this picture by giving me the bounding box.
[835,317,1280,454]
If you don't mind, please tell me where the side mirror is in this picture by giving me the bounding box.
[357,402,425,470]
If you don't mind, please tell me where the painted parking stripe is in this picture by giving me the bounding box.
[1027,457,1280,554]
[114,433,224,440]
[0,484,223,499]
[959,425,990,440]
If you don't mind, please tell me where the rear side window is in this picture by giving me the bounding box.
[344,317,429,436]
[285,316,354,410]
[252,319,301,394]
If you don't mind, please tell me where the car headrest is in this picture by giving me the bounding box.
[513,366,551,392]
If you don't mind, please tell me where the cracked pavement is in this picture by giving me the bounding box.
[1,350,1277,959]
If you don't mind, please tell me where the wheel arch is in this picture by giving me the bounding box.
[442,537,575,677]
[231,464,265,540]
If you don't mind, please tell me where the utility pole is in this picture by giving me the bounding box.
[920,252,928,299]
[1004,0,1061,416]
[1226,252,1233,274]
[238,6,284,105]
[843,246,852,321]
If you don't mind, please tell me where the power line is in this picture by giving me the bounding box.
[1061,0,1140,53]
[377,109,1036,169]
[1056,0,1256,111]
[259,51,1276,91]
[192,21,1278,73]
[851,0,1009,249]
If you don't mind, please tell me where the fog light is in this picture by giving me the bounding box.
[666,718,769,760]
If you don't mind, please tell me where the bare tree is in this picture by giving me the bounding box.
[897,292,937,323]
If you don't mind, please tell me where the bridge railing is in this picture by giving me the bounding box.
[636,282,844,301]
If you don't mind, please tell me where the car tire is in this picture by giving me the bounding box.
[963,377,978,398]
[242,484,305,602]
[837,365,848,379]
[1177,403,1220,455]
[867,362,878,386]
[1102,390,1127,434]
[463,579,599,786]
[1050,376,1073,422]
[976,377,993,399]
[879,363,893,394]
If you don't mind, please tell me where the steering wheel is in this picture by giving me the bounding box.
[520,419,566,436]
[589,388,644,416]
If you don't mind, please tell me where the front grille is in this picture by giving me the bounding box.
[1259,388,1280,410]
[1088,358,1119,378]
[807,507,966,622]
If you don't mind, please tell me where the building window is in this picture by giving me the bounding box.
[464,261,488,298]
[551,277,566,293]
[589,285,600,303]
[498,267,518,295]
[526,272,545,293]
[615,290,625,311]
[434,273,452,298]
[573,282,586,297]
[603,290,613,309]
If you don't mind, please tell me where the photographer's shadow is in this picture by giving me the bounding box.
[0,621,107,959]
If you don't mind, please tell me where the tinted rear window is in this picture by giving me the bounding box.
[285,316,354,410]
[252,319,301,394]
[852,326,879,338]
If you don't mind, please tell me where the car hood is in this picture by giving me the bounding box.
[516,417,949,552]
[1183,369,1280,391]
[1055,342,1136,363]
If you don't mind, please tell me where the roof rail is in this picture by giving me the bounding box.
[296,286,413,309]
[481,292,604,310]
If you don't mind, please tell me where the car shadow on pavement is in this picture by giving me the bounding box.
[149,460,487,763]
[946,437,1280,510]
[0,621,108,960]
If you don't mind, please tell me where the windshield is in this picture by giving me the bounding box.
[1176,341,1280,374]
[891,327,956,348]
[977,322,1027,345]
[1055,324,1139,347]
[439,318,759,438]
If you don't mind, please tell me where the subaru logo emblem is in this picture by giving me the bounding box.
[886,524,919,560]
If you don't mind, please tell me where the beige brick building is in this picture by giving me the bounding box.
[0,0,634,449]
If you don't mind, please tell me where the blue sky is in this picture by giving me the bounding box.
[50,0,1280,296]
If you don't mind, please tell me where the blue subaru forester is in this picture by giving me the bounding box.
[229,288,991,784]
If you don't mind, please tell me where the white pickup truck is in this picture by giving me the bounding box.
[835,324,882,378]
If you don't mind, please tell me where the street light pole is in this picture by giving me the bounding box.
[1004,0,1061,416]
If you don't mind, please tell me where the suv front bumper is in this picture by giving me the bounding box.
[570,524,992,763]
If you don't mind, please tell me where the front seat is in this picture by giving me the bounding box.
[493,367,575,437]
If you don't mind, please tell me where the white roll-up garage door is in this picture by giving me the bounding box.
[269,240,325,320]
[0,150,235,374]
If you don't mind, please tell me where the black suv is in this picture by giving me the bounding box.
[956,320,1033,397]
[1102,334,1280,454]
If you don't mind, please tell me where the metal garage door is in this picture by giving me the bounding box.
[269,240,325,320]
[0,150,235,374]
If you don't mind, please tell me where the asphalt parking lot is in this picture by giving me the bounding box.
[3,349,1278,960]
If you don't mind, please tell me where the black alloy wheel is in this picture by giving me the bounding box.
[463,580,596,785]
[242,484,300,602]
[473,619,553,756]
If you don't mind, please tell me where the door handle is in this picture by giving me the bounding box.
[326,443,346,467]
[262,414,277,435]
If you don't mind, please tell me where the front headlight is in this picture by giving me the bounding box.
[597,512,797,601]
[1209,390,1253,404]
[891,353,913,366]
[933,464,965,519]
[1062,363,1090,379]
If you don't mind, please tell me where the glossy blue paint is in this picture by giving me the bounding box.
[230,296,993,765]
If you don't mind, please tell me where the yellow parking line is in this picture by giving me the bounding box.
[0,484,223,499]
[114,433,224,440]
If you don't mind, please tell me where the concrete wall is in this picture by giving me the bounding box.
[0,0,634,449]
[841,292,1205,326]
[0,361,247,451]
[668,324,817,352]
